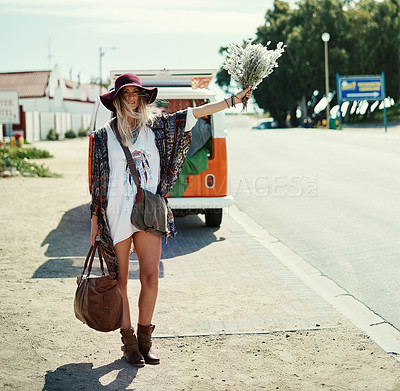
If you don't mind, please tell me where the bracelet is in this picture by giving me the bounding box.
[231,95,236,108]
[224,98,230,109]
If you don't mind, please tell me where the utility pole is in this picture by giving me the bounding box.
[48,37,52,70]
[321,32,331,129]
[99,46,116,96]
[99,47,104,96]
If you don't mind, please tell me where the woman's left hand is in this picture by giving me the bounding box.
[235,86,253,104]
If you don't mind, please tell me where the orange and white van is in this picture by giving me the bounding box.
[88,69,233,227]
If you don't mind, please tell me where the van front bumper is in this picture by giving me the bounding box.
[167,195,234,209]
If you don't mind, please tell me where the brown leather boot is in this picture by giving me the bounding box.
[137,324,160,365]
[120,328,145,367]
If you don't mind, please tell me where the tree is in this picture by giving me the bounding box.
[283,0,349,120]
[216,0,400,125]
[344,0,399,100]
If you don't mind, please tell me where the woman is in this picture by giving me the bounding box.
[90,73,252,367]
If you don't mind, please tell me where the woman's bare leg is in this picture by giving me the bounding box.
[133,231,162,326]
[114,237,132,330]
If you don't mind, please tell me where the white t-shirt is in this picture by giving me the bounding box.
[106,108,197,246]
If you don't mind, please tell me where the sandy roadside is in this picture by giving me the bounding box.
[0,137,399,391]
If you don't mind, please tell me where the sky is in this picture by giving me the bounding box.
[0,0,297,85]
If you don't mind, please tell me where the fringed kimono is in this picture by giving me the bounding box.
[90,110,192,277]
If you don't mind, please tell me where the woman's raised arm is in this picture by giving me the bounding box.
[192,87,252,119]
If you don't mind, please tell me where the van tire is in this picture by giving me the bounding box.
[205,209,222,227]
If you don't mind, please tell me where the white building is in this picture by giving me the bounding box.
[0,66,106,142]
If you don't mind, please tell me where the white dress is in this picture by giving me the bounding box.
[106,108,197,246]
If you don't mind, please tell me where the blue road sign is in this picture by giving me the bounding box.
[336,72,387,132]
[338,75,384,102]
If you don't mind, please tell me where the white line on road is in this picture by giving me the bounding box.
[228,204,400,361]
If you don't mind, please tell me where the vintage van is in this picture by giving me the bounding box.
[88,69,233,227]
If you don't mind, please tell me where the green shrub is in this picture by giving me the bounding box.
[78,128,89,137]
[348,101,400,124]
[0,151,10,172]
[47,128,59,141]
[0,147,59,177]
[65,129,77,139]
[7,146,52,159]
[15,159,60,177]
[374,101,400,122]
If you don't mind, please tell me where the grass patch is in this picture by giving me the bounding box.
[0,147,60,177]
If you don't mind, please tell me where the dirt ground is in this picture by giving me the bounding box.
[0,136,399,391]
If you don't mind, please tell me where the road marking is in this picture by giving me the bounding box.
[228,204,400,361]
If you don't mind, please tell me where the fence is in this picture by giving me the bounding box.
[1,111,92,143]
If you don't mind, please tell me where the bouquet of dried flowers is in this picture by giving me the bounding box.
[223,39,286,111]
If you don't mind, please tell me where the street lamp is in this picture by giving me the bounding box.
[99,46,116,96]
[321,32,330,129]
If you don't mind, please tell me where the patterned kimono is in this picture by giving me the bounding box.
[90,110,191,277]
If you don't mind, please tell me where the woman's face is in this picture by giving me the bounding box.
[121,86,141,110]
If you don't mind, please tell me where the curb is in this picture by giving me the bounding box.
[228,204,400,361]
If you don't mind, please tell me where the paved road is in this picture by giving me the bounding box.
[226,116,400,331]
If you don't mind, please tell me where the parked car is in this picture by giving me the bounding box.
[88,69,234,227]
[252,118,279,129]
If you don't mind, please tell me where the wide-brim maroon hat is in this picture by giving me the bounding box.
[99,73,158,112]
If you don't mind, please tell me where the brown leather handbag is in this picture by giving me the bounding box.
[74,241,123,332]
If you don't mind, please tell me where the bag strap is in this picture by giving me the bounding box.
[88,242,106,276]
[81,243,97,277]
[98,241,117,279]
[119,142,141,188]
[111,117,142,189]
[96,244,106,276]
[81,241,108,278]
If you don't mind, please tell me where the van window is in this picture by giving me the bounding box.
[154,99,213,159]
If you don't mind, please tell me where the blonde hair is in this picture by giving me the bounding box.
[112,92,155,147]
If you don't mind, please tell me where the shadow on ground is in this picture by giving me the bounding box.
[43,359,138,391]
[161,214,225,259]
[33,204,223,279]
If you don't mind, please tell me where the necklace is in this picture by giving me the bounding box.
[131,127,139,145]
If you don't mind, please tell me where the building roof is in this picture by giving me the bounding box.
[0,71,51,98]
[64,79,107,98]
